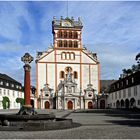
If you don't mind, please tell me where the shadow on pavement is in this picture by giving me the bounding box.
[74,109,140,127]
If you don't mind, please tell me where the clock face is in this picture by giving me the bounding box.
[62,21,72,27]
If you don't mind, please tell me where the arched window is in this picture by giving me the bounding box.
[57,40,60,47]
[59,31,62,38]
[74,41,78,48]
[60,40,62,47]
[71,52,75,60]
[69,31,72,38]
[64,31,67,38]
[61,52,66,59]
[74,32,78,39]
[64,40,67,47]
[65,67,72,73]
[57,31,60,38]
[60,71,65,78]
[74,71,78,79]
[67,52,71,60]
[69,41,72,47]
[57,40,62,47]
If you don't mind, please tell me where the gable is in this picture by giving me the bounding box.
[81,50,98,64]
[38,50,54,63]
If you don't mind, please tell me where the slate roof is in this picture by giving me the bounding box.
[100,80,117,93]
[0,73,23,91]
[109,71,140,92]
[0,73,20,84]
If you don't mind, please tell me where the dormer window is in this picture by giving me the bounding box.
[16,85,18,89]
[11,84,14,87]
[132,77,134,83]
[126,80,128,85]
[6,82,9,86]
[0,81,3,85]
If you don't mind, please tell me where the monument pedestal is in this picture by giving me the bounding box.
[17,105,37,115]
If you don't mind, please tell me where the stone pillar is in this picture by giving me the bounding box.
[24,64,31,107]
[21,53,33,108]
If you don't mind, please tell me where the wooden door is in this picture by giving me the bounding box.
[88,101,93,109]
[100,100,105,109]
[45,101,50,109]
[67,101,73,110]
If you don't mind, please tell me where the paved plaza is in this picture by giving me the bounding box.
[0,109,140,139]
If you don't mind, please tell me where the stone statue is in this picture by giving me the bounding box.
[67,68,72,81]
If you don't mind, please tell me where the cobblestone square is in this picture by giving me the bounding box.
[0,109,140,139]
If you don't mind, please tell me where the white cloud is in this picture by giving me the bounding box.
[0,1,140,85]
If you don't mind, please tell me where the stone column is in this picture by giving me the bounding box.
[21,53,33,108]
[24,64,31,107]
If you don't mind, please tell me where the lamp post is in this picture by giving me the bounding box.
[80,88,82,109]
[97,95,98,109]
[31,86,36,108]
[40,89,43,109]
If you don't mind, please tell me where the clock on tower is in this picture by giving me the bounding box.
[62,21,72,27]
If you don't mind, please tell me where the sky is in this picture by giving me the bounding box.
[0,1,139,86]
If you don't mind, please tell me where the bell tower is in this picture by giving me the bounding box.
[52,16,83,49]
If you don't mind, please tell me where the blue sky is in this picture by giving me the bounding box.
[0,1,139,85]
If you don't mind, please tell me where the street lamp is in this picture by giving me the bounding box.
[31,86,36,108]
[80,88,82,109]
[40,89,43,109]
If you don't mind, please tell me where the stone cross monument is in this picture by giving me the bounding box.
[18,53,34,115]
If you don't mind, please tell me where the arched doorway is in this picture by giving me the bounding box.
[116,100,120,109]
[45,101,50,109]
[88,101,93,109]
[130,98,136,108]
[100,100,105,109]
[125,99,129,109]
[67,100,73,110]
[30,99,34,108]
[120,99,124,108]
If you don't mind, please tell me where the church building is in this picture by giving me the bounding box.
[36,16,100,110]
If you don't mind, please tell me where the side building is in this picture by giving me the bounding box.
[98,80,116,109]
[108,71,140,109]
[0,73,24,109]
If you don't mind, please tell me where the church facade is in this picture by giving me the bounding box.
[36,17,100,110]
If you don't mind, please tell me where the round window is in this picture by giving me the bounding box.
[88,93,92,97]
[45,94,49,97]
